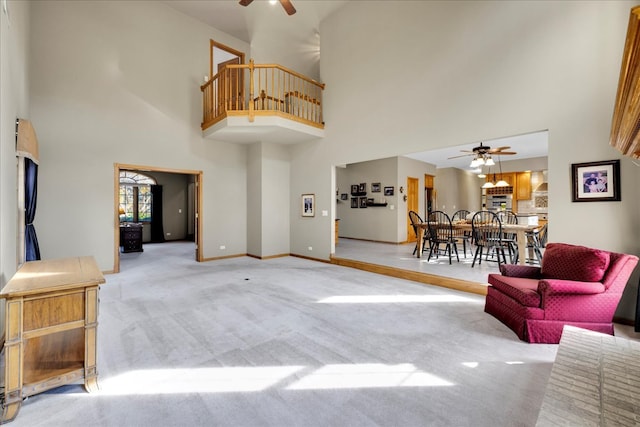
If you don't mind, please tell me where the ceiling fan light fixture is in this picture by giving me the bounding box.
[484,156,495,166]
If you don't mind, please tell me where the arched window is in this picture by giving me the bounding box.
[119,171,156,223]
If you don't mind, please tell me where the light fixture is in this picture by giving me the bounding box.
[495,157,509,187]
[484,156,495,166]
[481,166,495,188]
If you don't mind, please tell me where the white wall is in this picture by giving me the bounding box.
[28,1,251,270]
[290,0,640,320]
[261,142,290,257]
[336,157,399,242]
[0,0,31,336]
[247,142,290,258]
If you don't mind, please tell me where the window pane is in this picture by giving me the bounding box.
[119,186,135,222]
[138,186,152,222]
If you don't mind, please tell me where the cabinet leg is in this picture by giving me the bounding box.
[84,377,99,393]
[0,401,21,424]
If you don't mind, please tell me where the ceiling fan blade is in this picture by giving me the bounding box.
[239,0,253,6]
[491,146,511,151]
[280,0,296,15]
[491,151,517,155]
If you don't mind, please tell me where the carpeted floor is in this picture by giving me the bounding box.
[15,241,560,426]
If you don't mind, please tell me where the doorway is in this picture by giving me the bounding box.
[424,173,435,216]
[210,40,245,112]
[114,163,203,273]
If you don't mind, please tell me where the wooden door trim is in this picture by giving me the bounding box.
[209,39,245,78]
[114,163,203,273]
[407,177,419,242]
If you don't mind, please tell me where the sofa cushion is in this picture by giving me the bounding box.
[488,274,541,307]
[541,243,610,283]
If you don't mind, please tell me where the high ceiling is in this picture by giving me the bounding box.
[163,1,548,169]
[163,0,348,44]
[404,130,548,170]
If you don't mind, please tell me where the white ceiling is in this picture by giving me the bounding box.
[404,130,548,170]
[163,0,348,44]
[163,1,548,169]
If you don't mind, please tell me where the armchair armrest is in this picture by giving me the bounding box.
[499,264,541,278]
[538,279,606,295]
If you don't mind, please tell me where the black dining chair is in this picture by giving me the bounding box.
[427,210,459,264]
[451,209,472,257]
[497,210,519,262]
[470,210,512,267]
[408,210,430,256]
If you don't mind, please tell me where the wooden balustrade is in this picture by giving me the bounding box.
[201,60,325,131]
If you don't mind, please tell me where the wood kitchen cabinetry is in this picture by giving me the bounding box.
[516,172,531,200]
[0,257,106,423]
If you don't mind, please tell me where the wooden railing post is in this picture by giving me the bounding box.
[248,59,255,123]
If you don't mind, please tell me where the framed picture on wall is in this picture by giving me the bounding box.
[351,197,358,208]
[384,186,394,196]
[341,193,348,200]
[371,182,381,192]
[571,159,621,202]
[359,197,368,208]
[358,183,366,193]
[301,194,315,216]
[350,184,359,195]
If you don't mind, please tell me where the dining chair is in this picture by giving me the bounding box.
[496,210,519,262]
[408,210,430,256]
[451,209,472,257]
[524,223,548,264]
[470,210,511,267]
[427,210,459,264]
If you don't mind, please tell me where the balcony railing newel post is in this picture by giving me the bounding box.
[248,59,255,123]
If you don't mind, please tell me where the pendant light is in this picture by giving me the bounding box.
[495,156,509,187]
[481,166,494,188]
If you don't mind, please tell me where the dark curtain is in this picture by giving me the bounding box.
[25,157,41,261]
[150,184,165,243]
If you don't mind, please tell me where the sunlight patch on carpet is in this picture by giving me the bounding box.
[286,363,454,389]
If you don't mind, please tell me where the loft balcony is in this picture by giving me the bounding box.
[200,60,325,144]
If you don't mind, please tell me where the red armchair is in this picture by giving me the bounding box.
[485,243,639,343]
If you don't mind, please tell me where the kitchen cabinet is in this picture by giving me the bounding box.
[516,172,531,200]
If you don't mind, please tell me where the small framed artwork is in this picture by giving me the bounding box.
[384,186,394,196]
[350,184,359,195]
[358,183,366,193]
[571,159,621,202]
[341,193,348,200]
[371,182,381,193]
[302,194,315,216]
[351,197,358,208]
[359,197,368,208]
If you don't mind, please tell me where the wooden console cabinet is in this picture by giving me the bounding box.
[0,257,105,423]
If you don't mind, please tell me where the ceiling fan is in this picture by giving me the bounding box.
[447,142,517,160]
[239,0,296,16]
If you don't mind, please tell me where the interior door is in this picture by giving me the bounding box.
[407,177,419,242]
[218,57,242,111]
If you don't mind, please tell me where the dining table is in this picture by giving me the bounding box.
[414,221,540,265]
